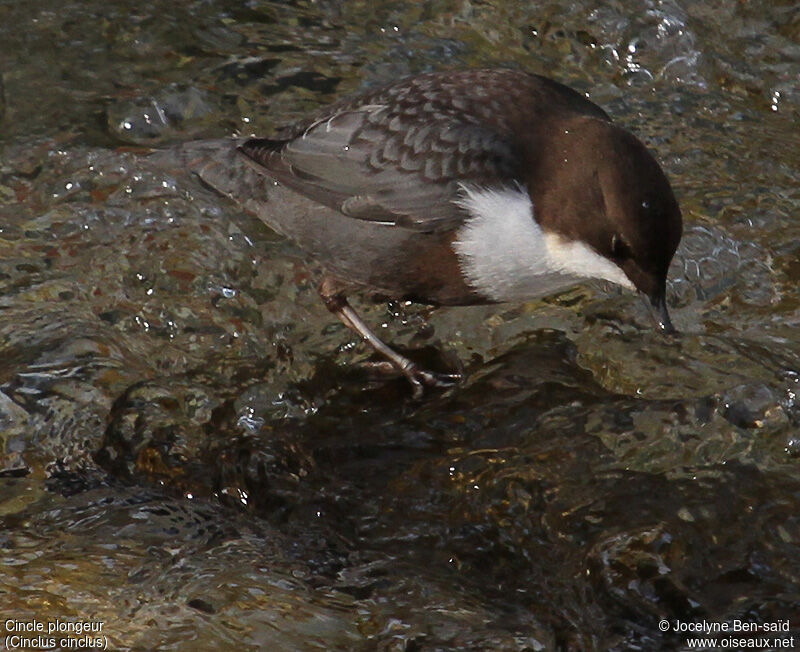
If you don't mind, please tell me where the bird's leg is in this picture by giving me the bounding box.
[318,278,460,398]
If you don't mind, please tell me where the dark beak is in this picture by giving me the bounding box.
[646,286,676,334]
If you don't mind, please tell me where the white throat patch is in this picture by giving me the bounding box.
[452,185,635,303]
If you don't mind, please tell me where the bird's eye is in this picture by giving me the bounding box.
[611,234,632,260]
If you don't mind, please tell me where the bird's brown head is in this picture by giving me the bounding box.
[527,115,683,332]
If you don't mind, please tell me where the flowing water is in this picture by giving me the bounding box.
[0,1,798,650]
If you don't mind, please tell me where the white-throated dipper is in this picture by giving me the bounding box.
[235,68,682,396]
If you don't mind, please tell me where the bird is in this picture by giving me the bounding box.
[230,68,682,396]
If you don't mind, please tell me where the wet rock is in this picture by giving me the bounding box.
[96,368,318,517]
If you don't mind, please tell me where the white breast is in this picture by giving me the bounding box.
[452,185,634,303]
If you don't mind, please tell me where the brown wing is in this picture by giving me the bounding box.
[238,68,609,233]
[239,108,521,232]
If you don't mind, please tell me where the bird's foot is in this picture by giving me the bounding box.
[358,360,462,398]
[408,368,462,399]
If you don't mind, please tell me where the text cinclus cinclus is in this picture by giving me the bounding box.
[235,68,683,396]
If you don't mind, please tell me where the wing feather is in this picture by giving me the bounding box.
[238,104,522,233]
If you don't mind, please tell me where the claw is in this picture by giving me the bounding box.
[357,359,461,398]
[404,364,461,399]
